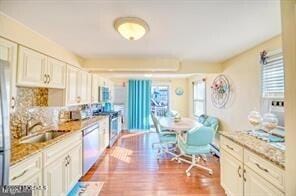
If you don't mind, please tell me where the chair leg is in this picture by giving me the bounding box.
[171,153,182,162]
[185,155,196,176]
[178,154,213,176]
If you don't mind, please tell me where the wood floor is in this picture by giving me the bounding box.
[81,131,226,196]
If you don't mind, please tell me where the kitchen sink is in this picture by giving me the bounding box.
[20,130,70,144]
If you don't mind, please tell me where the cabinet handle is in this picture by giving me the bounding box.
[243,169,246,182]
[43,74,47,83]
[11,169,29,181]
[48,74,51,84]
[255,163,269,173]
[11,96,16,110]
[65,155,69,166]
[237,165,242,178]
[226,144,234,151]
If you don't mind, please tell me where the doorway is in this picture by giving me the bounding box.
[151,85,170,117]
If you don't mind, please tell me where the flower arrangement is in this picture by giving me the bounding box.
[211,80,228,95]
[210,74,231,108]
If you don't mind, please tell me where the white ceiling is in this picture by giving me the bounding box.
[0,0,281,62]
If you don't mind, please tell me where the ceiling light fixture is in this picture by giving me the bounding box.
[114,17,149,41]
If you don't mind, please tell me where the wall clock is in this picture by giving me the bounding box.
[175,87,184,96]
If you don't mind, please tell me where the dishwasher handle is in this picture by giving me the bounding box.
[83,123,99,136]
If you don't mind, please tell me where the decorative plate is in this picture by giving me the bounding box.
[175,87,184,96]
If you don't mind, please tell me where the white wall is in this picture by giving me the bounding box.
[112,78,189,117]
[189,36,282,131]
[281,0,296,195]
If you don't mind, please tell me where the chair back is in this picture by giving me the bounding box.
[186,126,214,146]
[151,113,161,133]
[203,116,219,132]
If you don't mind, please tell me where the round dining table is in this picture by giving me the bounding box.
[158,117,202,133]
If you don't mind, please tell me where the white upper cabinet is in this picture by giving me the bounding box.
[17,46,47,87]
[86,73,92,103]
[47,57,66,89]
[65,65,92,105]
[91,74,98,103]
[0,38,17,112]
[78,70,90,104]
[17,46,66,89]
[66,65,79,105]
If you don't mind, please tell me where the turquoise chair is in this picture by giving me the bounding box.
[203,116,219,132]
[151,114,177,159]
[176,126,214,176]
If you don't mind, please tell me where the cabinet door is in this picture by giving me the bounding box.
[78,71,89,104]
[244,166,284,196]
[99,130,105,154]
[0,38,17,112]
[25,173,43,196]
[86,73,92,103]
[91,74,99,103]
[17,46,47,87]
[104,122,110,149]
[67,143,83,193]
[220,149,244,196]
[47,57,66,89]
[43,156,67,196]
[66,65,79,105]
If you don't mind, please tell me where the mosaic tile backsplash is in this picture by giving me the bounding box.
[10,87,90,139]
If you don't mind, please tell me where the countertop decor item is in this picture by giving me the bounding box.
[210,74,231,108]
[248,110,262,132]
[175,87,184,96]
[262,113,278,133]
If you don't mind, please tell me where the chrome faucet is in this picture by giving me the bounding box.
[24,118,44,136]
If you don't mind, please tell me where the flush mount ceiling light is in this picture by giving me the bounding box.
[114,17,149,41]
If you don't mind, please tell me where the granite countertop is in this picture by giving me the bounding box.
[220,131,285,169]
[10,116,107,166]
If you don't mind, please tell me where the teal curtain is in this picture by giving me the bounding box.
[128,80,151,130]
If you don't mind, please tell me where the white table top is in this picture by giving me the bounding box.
[158,117,202,133]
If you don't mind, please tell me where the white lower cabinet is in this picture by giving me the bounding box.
[10,153,42,196]
[10,132,83,196]
[220,149,244,196]
[43,156,67,196]
[67,143,83,190]
[244,166,284,196]
[220,136,285,196]
[43,143,82,196]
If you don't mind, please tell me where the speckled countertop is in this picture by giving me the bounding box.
[220,131,285,169]
[10,116,107,166]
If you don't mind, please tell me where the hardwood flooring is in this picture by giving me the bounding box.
[81,131,226,196]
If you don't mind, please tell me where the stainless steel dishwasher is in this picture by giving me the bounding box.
[82,123,100,175]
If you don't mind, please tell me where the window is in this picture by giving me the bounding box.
[261,49,284,98]
[151,85,169,117]
[193,80,206,116]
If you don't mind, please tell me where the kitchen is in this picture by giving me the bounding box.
[0,35,123,195]
[0,1,296,196]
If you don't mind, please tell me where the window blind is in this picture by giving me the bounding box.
[261,49,284,98]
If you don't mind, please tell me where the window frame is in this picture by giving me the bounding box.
[261,49,284,99]
[192,80,206,117]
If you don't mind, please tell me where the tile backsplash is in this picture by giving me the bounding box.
[16,87,48,109]
[10,87,90,139]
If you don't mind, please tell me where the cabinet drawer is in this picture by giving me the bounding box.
[10,152,42,184]
[43,132,82,166]
[220,136,243,162]
[244,149,285,192]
